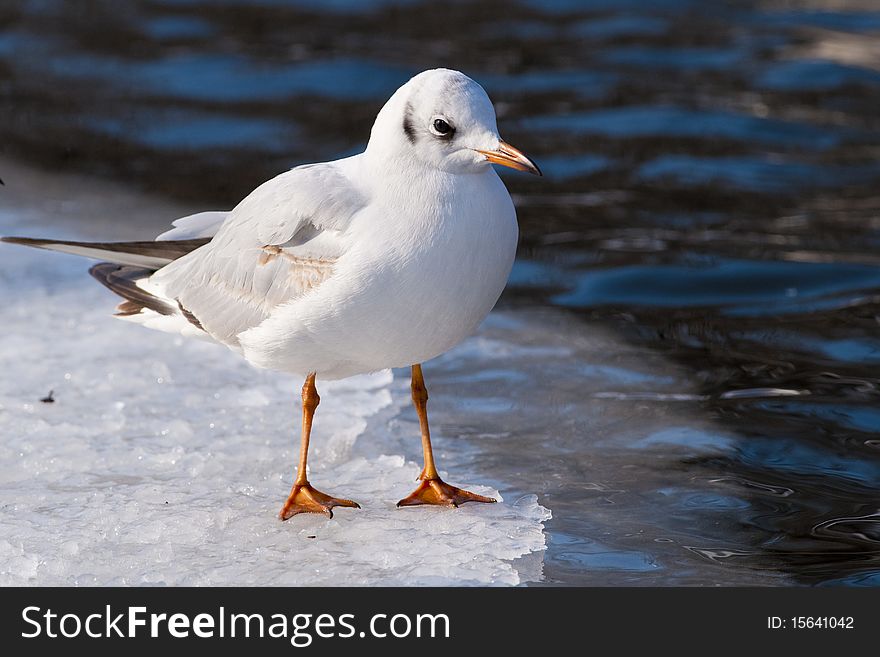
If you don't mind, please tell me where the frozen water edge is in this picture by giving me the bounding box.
[0,192,550,586]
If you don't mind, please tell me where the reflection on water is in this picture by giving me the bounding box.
[2,0,880,586]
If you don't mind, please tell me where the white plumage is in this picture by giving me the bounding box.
[128,68,527,379]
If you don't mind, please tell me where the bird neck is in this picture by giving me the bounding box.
[361,111,445,190]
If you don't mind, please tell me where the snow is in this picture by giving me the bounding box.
[0,178,550,586]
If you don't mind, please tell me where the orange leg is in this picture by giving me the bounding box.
[397,364,496,508]
[279,373,360,520]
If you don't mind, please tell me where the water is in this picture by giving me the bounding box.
[1,0,880,586]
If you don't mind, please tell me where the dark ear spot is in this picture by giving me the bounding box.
[402,102,417,144]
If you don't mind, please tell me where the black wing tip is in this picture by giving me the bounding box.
[89,261,177,317]
[88,261,119,279]
[2,236,211,267]
[1,236,40,245]
[1,236,67,249]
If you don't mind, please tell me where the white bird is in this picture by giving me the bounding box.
[2,68,541,519]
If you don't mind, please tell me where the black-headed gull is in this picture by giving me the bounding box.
[2,68,541,519]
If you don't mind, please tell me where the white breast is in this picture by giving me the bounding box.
[238,168,518,380]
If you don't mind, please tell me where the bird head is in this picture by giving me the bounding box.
[368,68,541,177]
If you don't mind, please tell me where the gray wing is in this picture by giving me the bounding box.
[150,163,366,346]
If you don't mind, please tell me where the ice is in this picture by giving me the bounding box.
[0,171,550,586]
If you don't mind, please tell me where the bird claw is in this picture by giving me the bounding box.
[279,482,360,520]
[397,477,496,508]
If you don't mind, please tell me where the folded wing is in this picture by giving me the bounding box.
[150,163,366,347]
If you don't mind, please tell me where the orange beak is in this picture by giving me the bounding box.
[474,140,542,176]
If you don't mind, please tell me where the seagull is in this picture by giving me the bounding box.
[1,68,541,519]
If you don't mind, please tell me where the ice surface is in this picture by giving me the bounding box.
[0,181,550,586]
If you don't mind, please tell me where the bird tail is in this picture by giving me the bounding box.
[1,235,210,328]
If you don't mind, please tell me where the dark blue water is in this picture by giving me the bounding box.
[2,0,880,586]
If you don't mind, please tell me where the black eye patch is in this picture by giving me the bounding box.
[402,102,417,144]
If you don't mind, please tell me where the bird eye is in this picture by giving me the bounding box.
[430,117,455,138]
